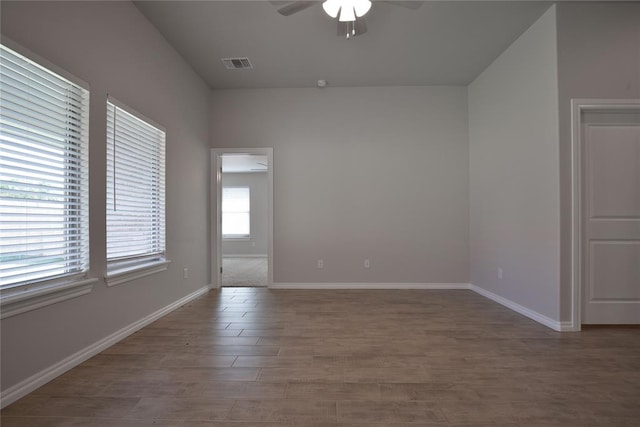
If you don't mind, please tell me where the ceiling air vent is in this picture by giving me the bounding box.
[221,57,253,70]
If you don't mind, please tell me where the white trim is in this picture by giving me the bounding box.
[469,284,570,332]
[557,321,575,331]
[0,278,98,320]
[270,283,470,290]
[223,254,268,259]
[271,282,573,331]
[212,148,274,290]
[570,99,640,332]
[0,286,209,409]
[105,260,171,287]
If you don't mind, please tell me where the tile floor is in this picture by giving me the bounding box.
[2,288,639,426]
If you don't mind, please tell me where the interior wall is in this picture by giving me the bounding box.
[211,86,469,285]
[556,1,640,321]
[468,6,561,320]
[0,1,210,392]
[222,172,269,256]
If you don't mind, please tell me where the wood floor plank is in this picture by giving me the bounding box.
[337,401,447,423]
[227,399,337,423]
[125,397,234,421]
[2,396,140,419]
[180,382,287,400]
[3,288,639,425]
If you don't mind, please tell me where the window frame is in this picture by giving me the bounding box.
[104,96,168,286]
[222,186,251,240]
[0,39,96,319]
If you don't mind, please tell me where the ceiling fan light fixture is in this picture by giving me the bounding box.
[322,0,341,18]
[323,0,371,22]
[339,5,356,22]
[353,0,372,17]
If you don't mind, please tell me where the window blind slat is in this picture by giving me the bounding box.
[1,154,83,176]
[0,63,86,100]
[0,51,86,101]
[0,85,84,118]
[1,108,85,140]
[0,44,89,288]
[106,152,163,175]
[107,133,165,162]
[0,140,84,164]
[106,100,165,265]
[1,124,85,152]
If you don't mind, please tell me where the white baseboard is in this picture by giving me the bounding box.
[558,321,576,332]
[469,284,569,331]
[270,283,470,290]
[223,254,267,258]
[265,282,571,331]
[0,286,210,409]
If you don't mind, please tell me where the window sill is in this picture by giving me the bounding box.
[105,259,171,287]
[223,237,251,241]
[0,277,98,319]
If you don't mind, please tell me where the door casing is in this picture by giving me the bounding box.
[570,99,640,330]
[211,148,274,289]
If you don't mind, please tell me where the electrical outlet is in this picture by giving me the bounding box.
[498,267,503,280]
[364,259,370,269]
[317,259,324,269]
[183,268,189,279]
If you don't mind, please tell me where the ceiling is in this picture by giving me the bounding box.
[222,154,268,173]
[134,1,552,90]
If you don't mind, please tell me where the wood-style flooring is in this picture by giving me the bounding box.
[2,288,639,426]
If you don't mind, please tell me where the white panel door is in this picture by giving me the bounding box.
[582,123,640,324]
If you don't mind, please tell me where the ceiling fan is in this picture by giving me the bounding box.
[271,0,423,39]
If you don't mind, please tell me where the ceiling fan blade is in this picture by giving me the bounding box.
[380,1,423,10]
[337,18,368,38]
[275,1,317,16]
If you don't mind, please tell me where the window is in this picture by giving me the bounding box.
[0,44,90,291]
[106,99,166,280]
[222,187,250,238]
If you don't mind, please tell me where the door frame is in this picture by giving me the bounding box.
[570,99,640,331]
[211,148,274,289]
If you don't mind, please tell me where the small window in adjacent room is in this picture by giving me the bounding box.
[105,99,167,283]
[222,187,250,238]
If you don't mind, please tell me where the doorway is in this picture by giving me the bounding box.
[211,148,273,288]
[571,99,640,328]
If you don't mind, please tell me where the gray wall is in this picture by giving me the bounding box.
[211,86,469,285]
[222,172,269,256]
[0,1,210,391]
[469,6,561,320]
[556,2,640,321]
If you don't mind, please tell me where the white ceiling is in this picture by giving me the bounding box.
[134,1,552,89]
[222,154,268,173]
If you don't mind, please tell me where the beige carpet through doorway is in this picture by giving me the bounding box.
[222,256,267,287]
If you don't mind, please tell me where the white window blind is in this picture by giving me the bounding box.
[222,187,250,237]
[106,100,165,269]
[0,44,90,289]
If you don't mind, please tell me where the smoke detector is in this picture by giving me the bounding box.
[221,57,253,70]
